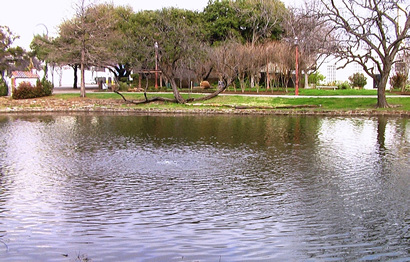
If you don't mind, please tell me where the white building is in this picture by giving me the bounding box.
[46,66,114,88]
[317,56,376,89]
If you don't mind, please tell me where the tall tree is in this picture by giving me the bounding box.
[212,39,242,89]
[202,0,240,45]
[128,8,208,103]
[103,5,135,81]
[235,0,287,45]
[202,0,287,46]
[121,9,159,82]
[56,0,119,97]
[116,8,232,104]
[317,0,410,108]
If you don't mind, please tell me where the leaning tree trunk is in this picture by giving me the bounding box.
[169,78,185,104]
[186,84,228,102]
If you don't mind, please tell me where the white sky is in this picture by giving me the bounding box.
[0,0,209,49]
[0,0,296,50]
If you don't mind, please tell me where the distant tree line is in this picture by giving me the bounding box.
[2,0,410,107]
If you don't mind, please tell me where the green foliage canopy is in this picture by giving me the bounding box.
[0,26,30,80]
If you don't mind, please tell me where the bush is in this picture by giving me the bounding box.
[348,73,367,88]
[390,72,408,91]
[12,79,54,99]
[119,77,130,84]
[308,72,326,85]
[0,79,8,96]
[117,81,130,91]
[40,79,54,96]
[337,81,351,90]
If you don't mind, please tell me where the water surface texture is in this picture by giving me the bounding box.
[0,114,409,261]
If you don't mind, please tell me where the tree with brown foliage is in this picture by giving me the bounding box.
[282,1,337,89]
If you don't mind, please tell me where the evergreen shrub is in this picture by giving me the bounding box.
[337,81,351,90]
[0,79,8,96]
[12,79,54,99]
[348,73,367,88]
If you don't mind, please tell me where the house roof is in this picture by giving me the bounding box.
[11,71,40,79]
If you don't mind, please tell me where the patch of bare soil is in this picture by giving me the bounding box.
[0,97,123,112]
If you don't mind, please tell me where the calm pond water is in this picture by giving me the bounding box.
[0,114,408,262]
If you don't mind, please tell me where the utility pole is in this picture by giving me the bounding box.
[155,42,159,89]
[295,37,299,96]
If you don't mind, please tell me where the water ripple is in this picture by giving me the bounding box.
[0,115,408,261]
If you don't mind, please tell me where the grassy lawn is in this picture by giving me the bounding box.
[220,87,383,96]
[52,91,410,111]
[204,95,410,111]
[298,88,379,96]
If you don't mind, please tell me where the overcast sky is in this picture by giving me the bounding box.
[1,0,296,50]
[0,0,209,49]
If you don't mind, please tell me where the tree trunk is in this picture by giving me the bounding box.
[170,78,185,104]
[304,72,309,89]
[115,77,229,105]
[377,117,387,151]
[80,49,86,98]
[377,73,390,108]
[73,65,78,89]
[187,84,228,102]
[239,74,245,93]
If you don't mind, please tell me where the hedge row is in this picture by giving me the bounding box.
[0,79,8,96]
[12,80,54,99]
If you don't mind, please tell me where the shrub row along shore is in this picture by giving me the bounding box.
[1,96,409,117]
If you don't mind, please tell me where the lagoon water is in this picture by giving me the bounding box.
[0,114,409,261]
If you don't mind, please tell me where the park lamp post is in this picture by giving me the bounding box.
[295,37,299,96]
[154,42,159,89]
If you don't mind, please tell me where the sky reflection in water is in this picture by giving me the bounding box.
[0,114,408,261]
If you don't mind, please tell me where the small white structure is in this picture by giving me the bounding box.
[11,71,40,88]
[9,71,40,96]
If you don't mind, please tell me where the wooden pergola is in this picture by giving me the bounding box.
[133,70,163,89]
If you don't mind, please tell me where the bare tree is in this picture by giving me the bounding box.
[236,45,249,93]
[283,1,337,88]
[263,41,295,92]
[247,44,265,92]
[279,43,295,92]
[212,40,242,89]
[316,0,410,108]
[263,41,283,90]
[190,45,214,85]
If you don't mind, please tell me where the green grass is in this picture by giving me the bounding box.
[220,87,381,96]
[298,88,378,96]
[204,95,377,109]
[212,96,410,110]
[52,91,410,111]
